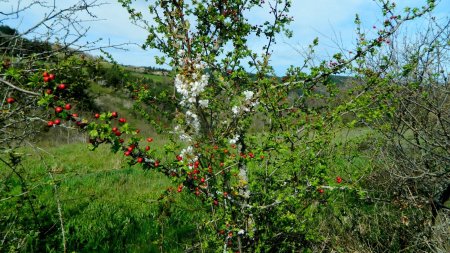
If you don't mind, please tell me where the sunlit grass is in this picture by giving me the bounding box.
[1,142,205,252]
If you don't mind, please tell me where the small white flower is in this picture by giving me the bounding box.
[232,106,240,115]
[185,110,201,132]
[199,99,209,108]
[229,134,240,144]
[188,97,196,103]
[180,146,193,158]
[243,90,254,101]
[179,134,192,142]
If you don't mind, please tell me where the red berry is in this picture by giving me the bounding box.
[47,121,54,127]
[200,177,205,183]
[115,131,122,136]
[318,188,324,194]
[55,107,63,113]
[137,157,143,163]
[147,137,153,142]
[154,161,159,167]
[248,152,254,158]
[112,127,118,132]
[6,97,15,104]
[45,89,53,95]
[54,119,61,125]
[127,146,134,152]
[43,76,50,82]
[336,176,342,184]
[72,113,78,118]
[213,199,218,206]
[119,118,126,123]
[94,113,100,118]
[124,151,131,156]
[223,192,228,197]
[176,155,182,161]
[57,84,66,90]
[43,71,49,77]
[119,139,124,143]
[64,104,71,110]
[111,111,118,118]
[49,74,55,80]
[145,146,150,151]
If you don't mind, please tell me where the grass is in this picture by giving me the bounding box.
[135,72,172,84]
[1,143,205,252]
[4,121,444,252]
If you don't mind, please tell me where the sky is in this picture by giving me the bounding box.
[1,0,449,75]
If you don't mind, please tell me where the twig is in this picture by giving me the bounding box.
[0,77,40,96]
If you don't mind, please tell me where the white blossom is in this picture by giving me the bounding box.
[229,134,240,144]
[185,110,201,133]
[232,106,240,115]
[174,73,209,107]
[179,146,199,167]
[199,99,209,108]
[243,90,254,101]
[179,133,192,142]
[173,125,192,142]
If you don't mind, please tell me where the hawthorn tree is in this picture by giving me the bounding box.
[79,0,437,251]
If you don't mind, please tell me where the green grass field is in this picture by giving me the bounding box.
[1,143,207,252]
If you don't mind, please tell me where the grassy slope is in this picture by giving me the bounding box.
[4,143,204,252]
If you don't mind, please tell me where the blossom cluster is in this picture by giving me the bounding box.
[175,73,209,106]
[232,90,259,117]
[173,125,193,142]
[179,145,199,166]
[229,134,240,144]
[173,50,210,136]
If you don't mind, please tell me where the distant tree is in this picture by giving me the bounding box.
[0,25,17,35]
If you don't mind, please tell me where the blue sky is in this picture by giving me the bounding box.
[1,0,449,75]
